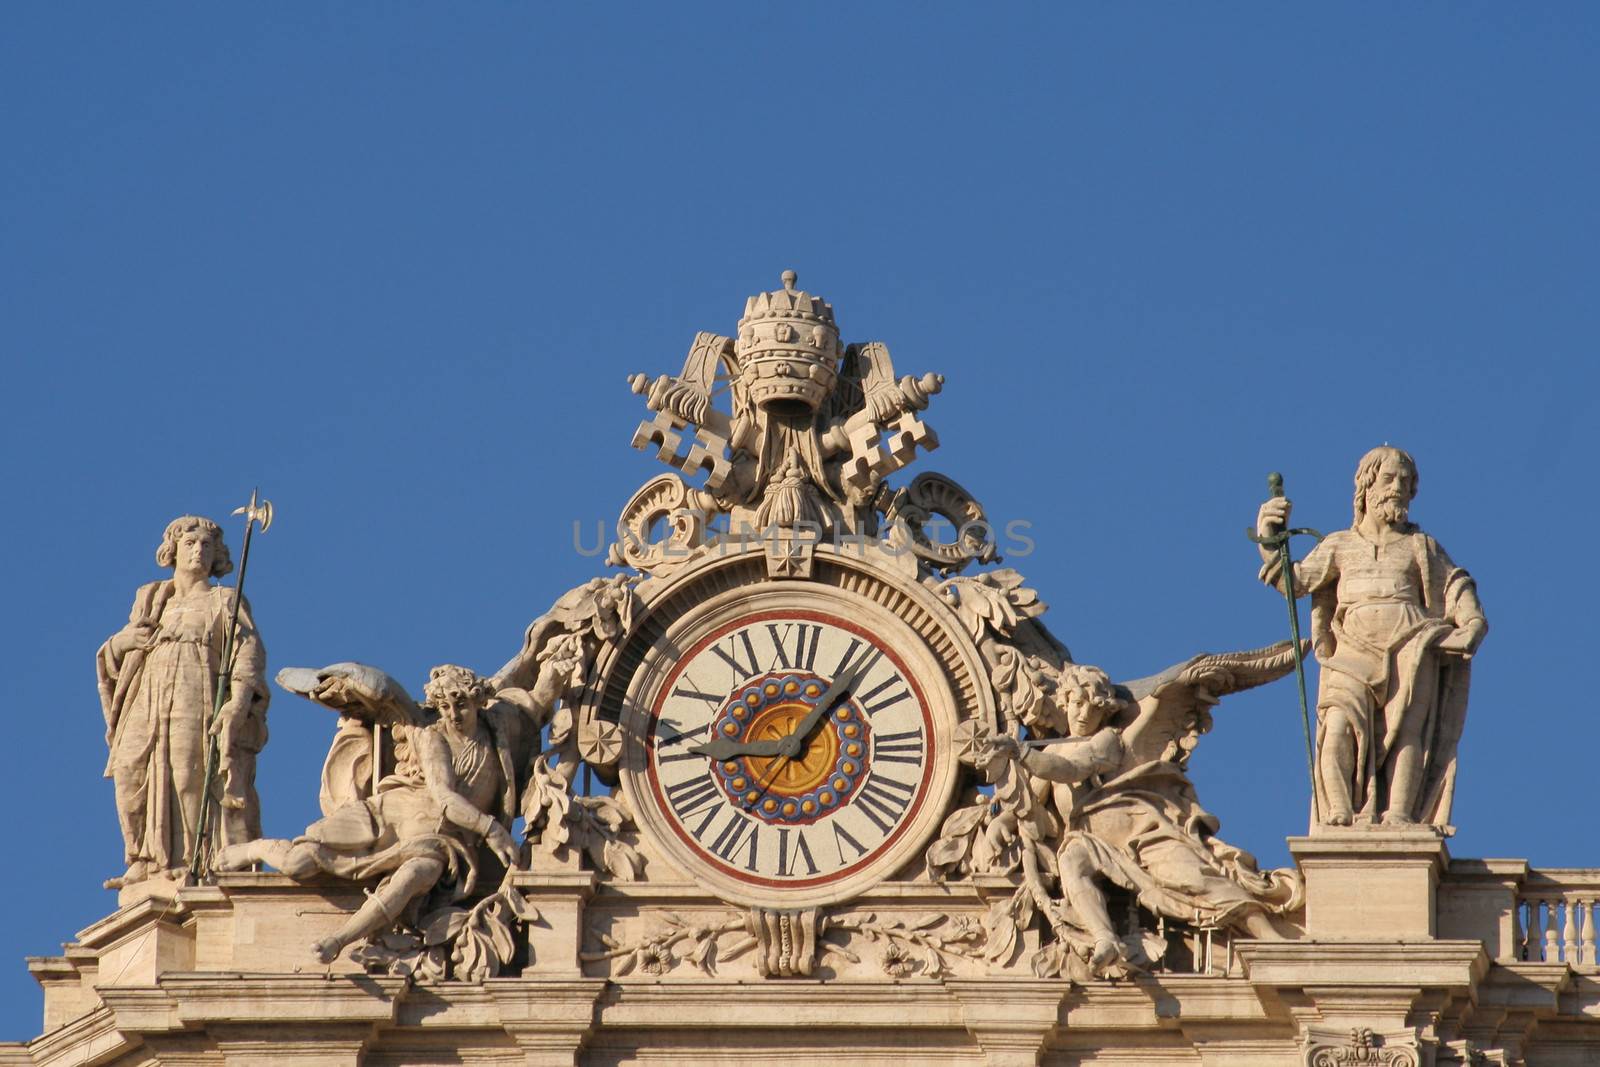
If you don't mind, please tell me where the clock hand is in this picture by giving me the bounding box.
[773,658,868,759]
[686,734,787,761]
[683,658,870,762]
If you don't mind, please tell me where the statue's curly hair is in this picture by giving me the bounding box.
[424,664,493,708]
[155,515,233,577]
[1055,663,1121,717]
[1352,445,1418,524]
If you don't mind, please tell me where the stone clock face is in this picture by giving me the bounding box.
[612,567,972,908]
[646,610,934,893]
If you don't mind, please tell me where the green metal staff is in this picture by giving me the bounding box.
[189,489,274,880]
[1245,472,1323,820]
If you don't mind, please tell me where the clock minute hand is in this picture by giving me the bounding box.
[684,660,868,762]
[774,660,866,759]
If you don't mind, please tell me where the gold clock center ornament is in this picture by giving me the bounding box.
[594,549,991,909]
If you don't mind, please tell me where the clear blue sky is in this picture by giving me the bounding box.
[2,3,1596,1041]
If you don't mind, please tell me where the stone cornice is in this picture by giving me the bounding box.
[1237,940,1489,991]
[26,1005,135,1067]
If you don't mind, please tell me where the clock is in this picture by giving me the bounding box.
[594,548,991,908]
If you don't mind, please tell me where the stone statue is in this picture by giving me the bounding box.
[975,655,1305,976]
[1255,446,1488,829]
[96,515,269,889]
[216,664,558,964]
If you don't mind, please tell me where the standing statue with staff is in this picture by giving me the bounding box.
[96,498,273,890]
[1252,447,1487,830]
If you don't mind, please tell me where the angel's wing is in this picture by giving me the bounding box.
[276,662,430,816]
[276,661,428,727]
[1114,640,1302,768]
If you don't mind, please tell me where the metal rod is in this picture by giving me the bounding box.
[189,490,271,880]
[1246,472,1324,824]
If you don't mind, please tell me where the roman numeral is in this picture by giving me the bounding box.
[873,729,924,765]
[672,683,724,708]
[710,630,760,680]
[706,810,760,871]
[664,773,720,820]
[833,640,884,685]
[776,827,819,877]
[857,674,911,717]
[832,822,867,864]
[766,622,821,671]
[855,774,916,835]
[656,722,710,763]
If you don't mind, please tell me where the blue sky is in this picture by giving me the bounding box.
[2,3,1597,1040]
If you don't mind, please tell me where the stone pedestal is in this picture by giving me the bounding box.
[515,847,598,978]
[1290,831,1449,940]
[77,889,193,988]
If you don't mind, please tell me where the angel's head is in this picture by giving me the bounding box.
[1053,664,1122,738]
[425,664,493,733]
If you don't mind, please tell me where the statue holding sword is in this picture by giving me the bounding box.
[1252,447,1488,831]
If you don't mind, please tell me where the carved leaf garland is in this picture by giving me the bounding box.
[937,569,1044,642]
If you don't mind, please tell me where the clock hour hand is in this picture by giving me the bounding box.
[686,735,788,760]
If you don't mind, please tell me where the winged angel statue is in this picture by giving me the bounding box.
[925,570,1306,980]
[215,576,642,978]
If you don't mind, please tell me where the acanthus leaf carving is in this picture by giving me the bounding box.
[522,752,645,881]
[1303,1027,1422,1067]
[937,568,1046,644]
[349,871,540,984]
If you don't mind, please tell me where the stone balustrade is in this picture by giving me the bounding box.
[1515,868,1600,968]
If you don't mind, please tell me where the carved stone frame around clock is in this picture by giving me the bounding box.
[575,541,996,909]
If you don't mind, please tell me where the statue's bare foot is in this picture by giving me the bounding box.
[1380,811,1416,827]
[213,844,256,872]
[1089,937,1123,972]
[311,937,343,964]
[103,861,149,890]
[1326,810,1353,827]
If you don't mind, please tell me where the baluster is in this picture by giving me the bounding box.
[1577,898,1594,966]
[1542,895,1555,966]
[1511,896,1526,962]
[1527,900,1547,961]
[1561,895,1574,966]
[1590,901,1600,967]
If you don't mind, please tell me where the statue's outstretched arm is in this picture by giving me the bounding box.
[1019,733,1121,784]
